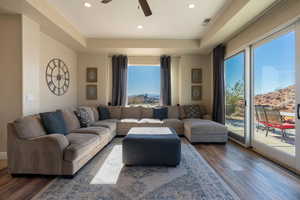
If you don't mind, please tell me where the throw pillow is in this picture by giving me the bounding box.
[153,107,168,120]
[59,109,80,132]
[183,105,204,118]
[98,106,111,120]
[80,106,96,123]
[75,107,94,127]
[40,111,68,135]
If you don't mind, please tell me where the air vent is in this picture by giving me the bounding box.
[202,18,211,26]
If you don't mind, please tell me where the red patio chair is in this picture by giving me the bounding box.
[255,105,269,133]
[263,107,295,140]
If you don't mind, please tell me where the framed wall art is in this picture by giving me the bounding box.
[86,68,98,83]
[191,68,202,84]
[86,85,98,100]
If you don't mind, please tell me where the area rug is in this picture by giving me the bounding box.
[33,138,239,200]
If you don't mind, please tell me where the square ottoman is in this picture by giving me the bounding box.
[122,127,181,166]
[184,119,228,143]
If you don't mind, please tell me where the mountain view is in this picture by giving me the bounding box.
[128,93,160,106]
[127,65,160,106]
[255,85,295,113]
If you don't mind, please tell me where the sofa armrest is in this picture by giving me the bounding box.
[202,114,212,120]
[9,134,69,175]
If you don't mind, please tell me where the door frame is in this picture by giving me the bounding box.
[224,50,249,145]
[250,24,297,169]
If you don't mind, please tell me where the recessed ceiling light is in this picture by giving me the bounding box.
[188,4,195,9]
[137,25,143,29]
[84,2,92,8]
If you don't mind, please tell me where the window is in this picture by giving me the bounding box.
[224,52,246,142]
[127,65,160,106]
[252,31,296,156]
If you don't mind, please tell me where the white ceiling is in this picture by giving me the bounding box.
[47,0,227,39]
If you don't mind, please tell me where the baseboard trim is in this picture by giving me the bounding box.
[0,152,7,160]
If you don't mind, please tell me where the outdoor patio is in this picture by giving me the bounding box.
[226,119,296,156]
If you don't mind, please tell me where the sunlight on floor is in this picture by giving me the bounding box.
[90,145,123,185]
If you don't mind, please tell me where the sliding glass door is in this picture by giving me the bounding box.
[224,52,247,144]
[252,29,297,167]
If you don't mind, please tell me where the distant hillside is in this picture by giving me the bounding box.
[255,85,295,113]
[128,93,159,105]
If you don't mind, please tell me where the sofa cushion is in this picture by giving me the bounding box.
[40,111,68,135]
[139,118,163,124]
[14,116,46,139]
[64,133,99,162]
[179,106,186,119]
[71,126,110,136]
[108,106,122,119]
[167,106,180,119]
[141,107,153,118]
[117,119,140,136]
[71,127,115,144]
[163,119,184,135]
[121,107,141,119]
[183,119,228,143]
[120,119,139,123]
[59,109,80,132]
[153,107,168,120]
[98,106,111,120]
[91,119,118,132]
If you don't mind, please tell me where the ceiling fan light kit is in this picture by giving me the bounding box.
[101,0,152,17]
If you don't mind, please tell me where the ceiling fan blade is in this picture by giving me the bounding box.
[139,0,152,17]
[101,0,112,4]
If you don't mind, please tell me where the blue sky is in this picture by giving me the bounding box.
[225,31,295,95]
[127,66,160,96]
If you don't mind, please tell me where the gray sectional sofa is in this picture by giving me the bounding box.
[7,104,227,176]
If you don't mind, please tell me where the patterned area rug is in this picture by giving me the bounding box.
[34,139,239,200]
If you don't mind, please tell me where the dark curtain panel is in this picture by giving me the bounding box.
[160,56,172,106]
[212,44,226,124]
[112,55,128,106]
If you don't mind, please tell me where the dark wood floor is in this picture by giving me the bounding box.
[1,141,300,200]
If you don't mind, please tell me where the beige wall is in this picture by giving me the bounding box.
[22,15,40,116]
[39,32,78,112]
[226,0,300,56]
[0,14,78,154]
[178,55,212,112]
[22,16,78,114]
[78,54,212,111]
[77,53,109,106]
[0,15,22,153]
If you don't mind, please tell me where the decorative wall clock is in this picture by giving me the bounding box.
[45,58,70,96]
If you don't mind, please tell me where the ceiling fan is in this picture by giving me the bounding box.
[101,0,152,17]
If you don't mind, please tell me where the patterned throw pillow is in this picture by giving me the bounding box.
[75,107,94,127]
[183,105,206,119]
[153,107,168,120]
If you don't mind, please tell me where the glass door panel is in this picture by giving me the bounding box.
[252,30,296,167]
[225,52,246,144]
